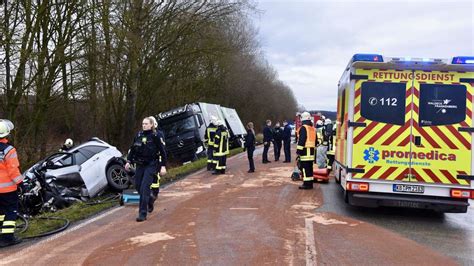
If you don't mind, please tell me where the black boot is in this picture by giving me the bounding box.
[298,181,313,190]
[0,236,22,247]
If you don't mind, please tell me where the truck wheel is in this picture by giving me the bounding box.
[106,164,130,191]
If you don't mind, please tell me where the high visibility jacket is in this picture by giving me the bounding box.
[296,124,317,161]
[214,126,230,156]
[204,124,217,146]
[0,139,23,193]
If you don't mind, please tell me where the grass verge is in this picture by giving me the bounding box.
[19,148,244,238]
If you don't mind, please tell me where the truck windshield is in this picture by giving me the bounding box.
[161,116,196,137]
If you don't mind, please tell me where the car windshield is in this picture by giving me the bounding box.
[161,116,196,137]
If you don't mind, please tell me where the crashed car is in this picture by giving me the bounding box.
[20,138,131,214]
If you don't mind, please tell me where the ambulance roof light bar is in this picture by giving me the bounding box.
[452,56,474,64]
[389,57,445,65]
[352,54,384,63]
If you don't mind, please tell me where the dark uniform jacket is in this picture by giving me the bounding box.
[283,125,292,141]
[127,130,167,166]
[244,129,255,149]
[273,126,283,142]
[263,126,273,143]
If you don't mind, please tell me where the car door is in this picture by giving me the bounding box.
[74,145,108,197]
[410,70,472,187]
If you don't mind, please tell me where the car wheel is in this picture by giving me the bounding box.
[106,164,130,191]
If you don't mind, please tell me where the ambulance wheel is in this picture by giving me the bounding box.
[106,164,130,191]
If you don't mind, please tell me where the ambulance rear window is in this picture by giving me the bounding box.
[360,82,407,125]
[419,84,467,126]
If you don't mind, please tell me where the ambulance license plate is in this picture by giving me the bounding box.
[393,184,424,193]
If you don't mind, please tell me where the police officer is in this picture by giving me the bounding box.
[212,120,229,175]
[125,117,167,222]
[282,120,292,163]
[296,112,317,190]
[147,116,166,214]
[204,116,218,171]
[244,122,256,173]
[262,120,273,163]
[273,122,283,161]
[0,119,24,247]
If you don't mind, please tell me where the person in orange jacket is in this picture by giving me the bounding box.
[0,119,24,247]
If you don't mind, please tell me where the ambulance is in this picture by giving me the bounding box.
[334,54,474,213]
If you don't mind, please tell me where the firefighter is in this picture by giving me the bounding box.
[125,117,167,222]
[59,138,74,152]
[0,119,24,247]
[262,120,273,163]
[296,112,317,190]
[212,120,229,175]
[147,116,167,214]
[273,121,283,161]
[204,116,218,171]
[282,120,292,163]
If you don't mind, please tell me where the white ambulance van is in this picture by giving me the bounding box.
[334,54,474,213]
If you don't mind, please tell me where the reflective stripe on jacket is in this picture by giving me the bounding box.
[0,140,23,193]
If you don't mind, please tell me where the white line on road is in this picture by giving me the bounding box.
[305,218,318,266]
[229,208,259,210]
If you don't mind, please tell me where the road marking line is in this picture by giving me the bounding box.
[229,208,259,210]
[305,218,318,266]
[1,207,123,264]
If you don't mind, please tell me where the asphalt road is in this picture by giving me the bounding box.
[0,146,465,265]
[318,176,474,265]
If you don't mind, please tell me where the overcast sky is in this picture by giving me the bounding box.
[254,0,474,111]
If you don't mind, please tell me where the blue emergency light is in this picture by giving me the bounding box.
[452,56,474,64]
[352,54,383,63]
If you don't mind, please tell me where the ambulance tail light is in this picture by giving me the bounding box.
[352,54,383,63]
[346,182,369,192]
[450,189,474,199]
[452,56,474,64]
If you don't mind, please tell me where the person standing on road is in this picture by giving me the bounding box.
[212,120,230,175]
[282,120,292,163]
[0,119,24,247]
[147,116,167,214]
[296,112,317,190]
[244,122,256,173]
[204,116,218,171]
[125,117,167,222]
[262,120,273,164]
[273,122,283,162]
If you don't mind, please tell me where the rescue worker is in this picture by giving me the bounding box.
[59,138,74,152]
[282,120,292,163]
[325,118,334,151]
[315,119,327,168]
[147,116,166,213]
[262,120,273,164]
[0,119,24,247]
[212,120,229,175]
[273,122,283,161]
[204,116,218,171]
[296,112,317,190]
[244,122,256,173]
[125,117,167,222]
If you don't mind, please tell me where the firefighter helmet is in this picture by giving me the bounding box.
[0,119,14,138]
[301,112,311,121]
[64,138,74,149]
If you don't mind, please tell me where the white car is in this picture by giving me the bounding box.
[21,138,130,214]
